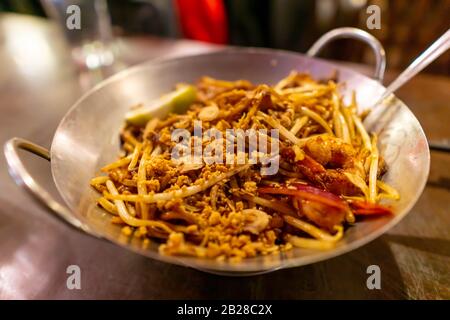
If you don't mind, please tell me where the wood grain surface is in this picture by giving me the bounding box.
[0,14,448,299]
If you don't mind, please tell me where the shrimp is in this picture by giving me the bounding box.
[300,200,346,231]
[282,135,366,195]
[304,135,357,169]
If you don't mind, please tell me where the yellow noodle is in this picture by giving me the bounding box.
[286,234,337,250]
[128,143,142,171]
[284,215,343,242]
[341,106,355,140]
[352,114,372,150]
[343,172,369,199]
[101,155,132,171]
[143,118,159,139]
[300,107,333,135]
[257,111,302,145]
[105,180,173,232]
[338,111,351,143]
[137,146,150,219]
[369,135,379,203]
[377,180,400,200]
[90,176,109,186]
[290,116,308,135]
[97,197,118,215]
[122,130,139,146]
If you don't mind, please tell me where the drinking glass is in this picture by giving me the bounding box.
[42,0,116,70]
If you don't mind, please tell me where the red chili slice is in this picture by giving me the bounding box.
[350,201,393,215]
[258,184,347,210]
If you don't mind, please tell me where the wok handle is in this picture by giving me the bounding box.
[307,27,386,83]
[4,138,100,238]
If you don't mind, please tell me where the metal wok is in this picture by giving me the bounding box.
[4,28,430,275]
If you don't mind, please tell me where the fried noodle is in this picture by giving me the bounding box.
[91,72,399,261]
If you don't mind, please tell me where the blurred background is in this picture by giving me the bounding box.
[1,0,449,75]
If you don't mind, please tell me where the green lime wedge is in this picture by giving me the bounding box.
[125,85,196,126]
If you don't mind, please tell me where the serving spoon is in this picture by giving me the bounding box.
[372,28,450,152]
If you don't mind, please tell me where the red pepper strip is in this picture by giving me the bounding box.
[350,201,392,215]
[258,186,347,210]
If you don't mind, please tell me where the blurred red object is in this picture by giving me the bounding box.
[175,0,228,44]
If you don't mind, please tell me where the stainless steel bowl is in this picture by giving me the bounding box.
[4,28,430,275]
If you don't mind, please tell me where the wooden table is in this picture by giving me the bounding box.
[0,13,448,300]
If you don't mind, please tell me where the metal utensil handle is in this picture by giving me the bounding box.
[377,28,450,104]
[4,138,99,238]
[307,27,386,83]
